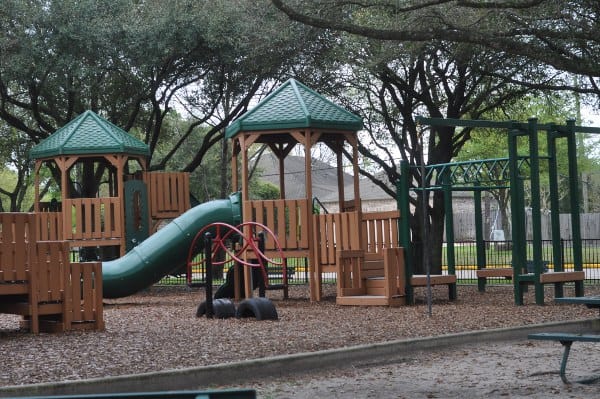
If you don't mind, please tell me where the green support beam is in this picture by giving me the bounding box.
[401,117,589,305]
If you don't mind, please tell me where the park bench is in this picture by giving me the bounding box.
[476,261,548,291]
[528,332,600,384]
[410,273,457,300]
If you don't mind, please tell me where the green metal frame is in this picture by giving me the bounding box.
[397,117,594,305]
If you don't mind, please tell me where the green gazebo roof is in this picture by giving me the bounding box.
[29,110,150,159]
[225,78,363,139]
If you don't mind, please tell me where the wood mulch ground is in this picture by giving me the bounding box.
[1,283,598,389]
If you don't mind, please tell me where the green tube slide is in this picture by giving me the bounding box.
[102,192,242,298]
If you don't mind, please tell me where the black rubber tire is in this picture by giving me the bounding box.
[235,297,278,320]
[196,298,236,319]
[196,301,207,317]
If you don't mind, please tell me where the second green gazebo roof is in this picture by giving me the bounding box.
[225,78,363,139]
[30,110,150,159]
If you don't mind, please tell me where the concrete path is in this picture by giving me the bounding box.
[1,320,598,398]
[255,339,600,398]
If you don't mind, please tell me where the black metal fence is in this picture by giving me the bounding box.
[157,238,600,287]
[442,238,600,283]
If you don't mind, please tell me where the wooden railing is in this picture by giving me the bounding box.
[0,213,35,287]
[314,211,361,272]
[145,171,190,219]
[0,232,104,333]
[67,261,104,330]
[243,199,310,256]
[361,210,400,254]
[314,210,401,271]
[63,198,122,244]
[36,211,63,241]
[241,203,402,281]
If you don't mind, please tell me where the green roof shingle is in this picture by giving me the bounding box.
[29,110,150,159]
[225,78,362,139]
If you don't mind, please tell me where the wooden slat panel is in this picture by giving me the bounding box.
[104,201,113,237]
[35,241,69,303]
[93,262,104,330]
[336,249,365,295]
[113,198,122,237]
[274,200,286,250]
[145,172,191,218]
[84,200,92,239]
[244,199,313,252]
[0,214,34,282]
[362,211,400,254]
[349,212,361,250]
[156,173,166,211]
[298,200,309,249]
[64,198,122,241]
[36,212,63,241]
[329,214,337,263]
[539,271,585,284]
[71,262,83,322]
[284,200,296,249]
[264,201,275,249]
[81,265,94,320]
[150,173,159,217]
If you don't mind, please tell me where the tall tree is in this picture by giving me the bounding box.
[272,0,595,272]
[272,1,600,85]
[455,94,600,238]
[0,121,34,211]
[0,0,329,209]
[324,34,543,273]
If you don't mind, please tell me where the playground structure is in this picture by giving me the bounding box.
[225,78,413,306]
[5,78,594,335]
[411,117,596,305]
[1,81,448,324]
[30,110,190,259]
[0,110,192,331]
[0,213,103,333]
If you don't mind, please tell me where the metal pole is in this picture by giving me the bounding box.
[566,119,585,296]
[474,188,487,292]
[398,161,414,304]
[547,125,564,300]
[204,232,214,318]
[442,172,456,300]
[527,118,545,305]
[508,126,525,305]
[419,127,432,316]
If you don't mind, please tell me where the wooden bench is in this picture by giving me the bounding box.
[516,271,585,305]
[476,267,513,279]
[476,268,513,292]
[336,247,406,306]
[410,274,457,300]
[528,332,600,384]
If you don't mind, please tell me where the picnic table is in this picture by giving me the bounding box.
[555,295,600,316]
[528,296,600,384]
